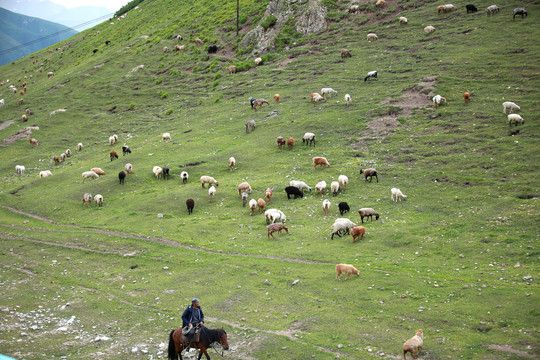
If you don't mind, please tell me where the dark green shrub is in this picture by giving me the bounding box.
[261,15,277,30]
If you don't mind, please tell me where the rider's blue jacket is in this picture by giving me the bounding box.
[182,305,204,328]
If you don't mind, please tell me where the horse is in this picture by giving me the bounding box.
[168,325,229,360]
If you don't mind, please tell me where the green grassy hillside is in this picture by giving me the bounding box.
[0,0,538,359]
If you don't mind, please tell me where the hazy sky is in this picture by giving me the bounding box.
[49,0,131,12]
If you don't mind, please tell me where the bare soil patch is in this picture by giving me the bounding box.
[0,120,14,131]
[2,126,39,146]
[486,344,536,358]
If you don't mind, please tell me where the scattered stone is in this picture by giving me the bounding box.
[282,347,287,350]
[523,275,532,281]
[23,220,29,224]
[94,335,111,342]
[337,344,343,349]
[157,213,163,218]
[292,279,300,285]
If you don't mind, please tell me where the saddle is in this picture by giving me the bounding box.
[182,326,201,344]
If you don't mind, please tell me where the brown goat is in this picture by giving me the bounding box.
[110,151,119,161]
[463,92,470,104]
[403,329,423,360]
[267,223,289,239]
[274,94,280,104]
[287,137,294,150]
[277,136,286,149]
[257,198,266,213]
[350,226,366,243]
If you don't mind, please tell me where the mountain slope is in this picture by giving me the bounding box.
[0,7,78,65]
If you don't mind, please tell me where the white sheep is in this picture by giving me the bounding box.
[502,101,520,114]
[113,134,118,143]
[228,156,236,171]
[249,199,257,215]
[254,57,262,66]
[238,182,252,195]
[344,94,351,105]
[15,165,25,175]
[290,180,312,192]
[508,114,524,126]
[0,99,4,106]
[331,218,357,239]
[153,166,163,179]
[302,133,316,147]
[242,192,249,207]
[315,181,327,197]
[331,181,340,196]
[399,16,408,24]
[60,153,66,162]
[39,170,53,178]
[109,136,115,145]
[265,209,286,224]
[338,175,349,190]
[209,185,216,200]
[125,163,133,174]
[321,88,337,98]
[200,175,218,188]
[424,25,435,34]
[391,187,407,201]
[322,199,330,215]
[433,94,447,108]
[181,171,189,184]
[94,194,104,207]
[77,143,83,151]
[162,132,171,141]
[82,170,99,182]
[65,149,71,157]
[486,4,499,15]
[367,33,378,42]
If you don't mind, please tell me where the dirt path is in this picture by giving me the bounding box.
[1,126,39,146]
[0,120,14,131]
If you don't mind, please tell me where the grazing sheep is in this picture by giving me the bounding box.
[513,8,527,19]
[40,170,53,178]
[341,49,352,58]
[82,193,92,206]
[122,144,131,156]
[424,25,435,34]
[336,264,360,280]
[53,155,59,165]
[186,199,195,214]
[257,198,266,213]
[207,45,218,54]
[267,223,289,239]
[118,171,126,184]
[254,57,262,66]
[277,136,286,149]
[364,70,378,82]
[346,5,359,14]
[228,156,236,170]
[162,165,170,179]
[323,199,330,215]
[60,153,66,162]
[113,134,118,143]
[375,0,385,7]
[237,182,252,196]
[338,202,350,216]
[245,120,256,133]
[252,99,269,111]
[226,65,236,74]
[344,94,352,105]
[351,226,366,243]
[486,5,499,15]
[290,180,312,192]
[367,33,378,42]
[91,168,106,175]
[315,181,327,197]
[29,138,38,146]
[242,192,249,207]
[331,181,340,196]
[109,136,115,145]
[321,88,337,98]
[153,166,163,179]
[508,114,524,126]
[265,188,273,203]
[163,46,169,54]
[47,71,54,79]
[181,171,189,184]
[399,16,408,24]
[437,5,444,14]
[463,92,470,104]
[125,163,133,174]
[287,137,295,150]
[310,92,326,105]
[209,185,216,200]
[0,99,3,106]
[274,94,280,104]
[360,168,378,182]
[200,176,218,188]
[285,186,304,199]
[82,171,99,183]
[331,218,357,239]
[265,209,286,224]
[403,329,423,360]
[466,4,477,13]
[94,194,103,207]
[77,143,83,151]
[391,187,407,201]
[502,101,520,114]
[194,38,204,45]
[358,208,380,223]
[433,95,447,109]
[338,175,348,190]
[313,157,330,170]
[442,4,456,13]
[162,132,171,141]
[65,149,71,157]
[15,165,25,175]
[302,133,315,147]
[249,199,257,215]
[110,151,119,161]
[22,114,27,121]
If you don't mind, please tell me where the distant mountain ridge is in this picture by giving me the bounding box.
[0,7,78,65]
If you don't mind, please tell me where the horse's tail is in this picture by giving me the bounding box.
[168,329,176,360]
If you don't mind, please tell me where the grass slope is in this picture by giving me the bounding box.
[0,0,539,359]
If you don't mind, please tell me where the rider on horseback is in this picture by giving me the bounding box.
[182,298,204,349]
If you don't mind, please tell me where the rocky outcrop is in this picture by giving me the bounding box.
[240,0,327,55]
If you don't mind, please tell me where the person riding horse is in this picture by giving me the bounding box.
[182,298,204,348]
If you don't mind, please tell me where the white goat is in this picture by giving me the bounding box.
[391,187,407,201]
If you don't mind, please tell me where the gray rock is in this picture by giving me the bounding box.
[292,279,300,285]
[523,275,533,281]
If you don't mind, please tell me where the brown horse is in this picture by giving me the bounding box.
[168,325,229,360]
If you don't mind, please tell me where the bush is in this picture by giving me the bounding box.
[233,60,253,72]
[169,69,180,76]
[115,0,145,17]
[215,94,223,103]
[159,91,168,99]
[129,102,135,110]
[214,72,222,80]
[239,14,248,25]
[155,77,163,84]
[165,109,173,115]
[261,15,277,30]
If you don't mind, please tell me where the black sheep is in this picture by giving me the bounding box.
[105,40,111,45]
[122,145,131,156]
[285,186,304,199]
[466,4,477,13]
[207,45,218,54]
[513,8,527,19]
[118,171,126,185]
[186,199,195,214]
[162,165,170,180]
[93,49,98,54]
[338,202,350,216]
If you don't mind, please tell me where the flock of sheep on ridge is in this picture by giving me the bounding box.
[2,2,530,358]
